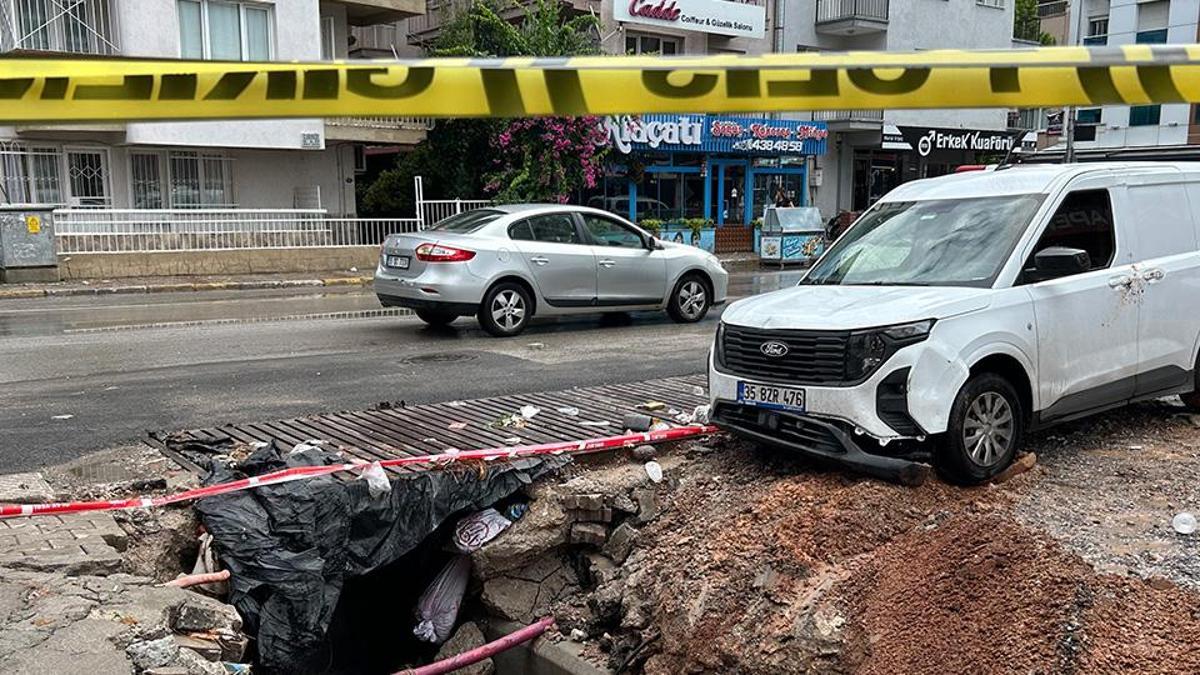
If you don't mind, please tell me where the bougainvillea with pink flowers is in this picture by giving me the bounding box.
[485,116,609,203]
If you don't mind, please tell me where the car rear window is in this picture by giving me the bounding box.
[428,209,504,233]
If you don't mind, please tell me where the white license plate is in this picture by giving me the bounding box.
[737,382,806,412]
[385,255,410,269]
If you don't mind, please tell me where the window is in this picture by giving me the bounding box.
[524,214,583,244]
[169,151,234,208]
[320,16,335,60]
[1084,16,1108,45]
[1076,108,1102,125]
[508,220,536,241]
[429,209,503,233]
[1023,189,1115,280]
[1136,29,1168,44]
[65,149,111,207]
[1129,105,1161,127]
[581,214,645,249]
[177,1,273,61]
[1126,184,1198,259]
[625,33,680,55]
[130,153,165,209]
[0,142,62,205]
[976,0,1004,8]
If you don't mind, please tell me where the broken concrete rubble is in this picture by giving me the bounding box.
[435,622,496,675]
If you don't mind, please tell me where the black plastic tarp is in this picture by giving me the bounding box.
[191,440,564,672]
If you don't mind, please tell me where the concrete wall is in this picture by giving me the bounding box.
[58,247,379,279]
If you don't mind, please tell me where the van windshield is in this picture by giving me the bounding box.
[802,194,1045,288]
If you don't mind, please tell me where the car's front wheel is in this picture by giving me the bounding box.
[667,274,711,323]
[935,373,1024,485]
[478,282,532,337]
[415,309,457,327]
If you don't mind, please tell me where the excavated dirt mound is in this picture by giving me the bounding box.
[600,440,1200,674]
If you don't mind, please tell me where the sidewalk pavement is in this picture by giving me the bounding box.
[0,271,375,300]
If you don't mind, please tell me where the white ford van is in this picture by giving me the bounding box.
[709,163,1200,485]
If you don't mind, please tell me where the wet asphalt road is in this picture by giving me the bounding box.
[0,270,802,472]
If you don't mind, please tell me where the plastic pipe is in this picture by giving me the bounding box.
[396,616,556,675]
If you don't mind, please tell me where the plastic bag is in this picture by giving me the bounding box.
[356,461,391,499]
[452,508,513,554]
[414,555,472,644]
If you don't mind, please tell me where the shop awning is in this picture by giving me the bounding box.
[881,124,913,151]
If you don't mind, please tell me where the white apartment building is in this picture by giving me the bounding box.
[1043,0,1200,158]
[783,0,1019,216]
[0,0,428,215]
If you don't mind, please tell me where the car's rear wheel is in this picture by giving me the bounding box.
[478,282,532,337]
[935,373,1024,485]
[667,274,710,323]
[415,309,457,327]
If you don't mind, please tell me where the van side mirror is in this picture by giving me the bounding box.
[1032,246,1091,280]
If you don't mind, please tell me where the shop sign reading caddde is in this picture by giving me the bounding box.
[614,0,766,39]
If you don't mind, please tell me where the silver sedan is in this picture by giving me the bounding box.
[375,204,729,337]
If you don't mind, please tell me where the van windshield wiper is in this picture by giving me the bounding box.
[853,281,932,287]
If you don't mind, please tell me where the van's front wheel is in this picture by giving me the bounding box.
[936,373,1024,485]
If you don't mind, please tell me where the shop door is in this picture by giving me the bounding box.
[712,160,748,225]
[754,171,806,212]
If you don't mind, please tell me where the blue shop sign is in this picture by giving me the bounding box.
[602,114,828,157]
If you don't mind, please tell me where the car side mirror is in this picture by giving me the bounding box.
[647,237,663,251]
[1031,246,1091,280]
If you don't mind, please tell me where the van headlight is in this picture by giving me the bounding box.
[845,320,934,381]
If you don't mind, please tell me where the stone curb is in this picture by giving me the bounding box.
[1,276,373,299]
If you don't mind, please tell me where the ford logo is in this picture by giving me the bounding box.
[760,341,789,357]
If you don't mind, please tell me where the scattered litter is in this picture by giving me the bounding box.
[645,460,664,484]
[557,406,580,416]
[580,421,610,428]
[504,503,529,521]
[290,441,325,455]
[503,437,523,445]
[414,555,472,644]
[356,461,391,499]
[223,664,251,674]
[692,404,711,425]
[1172,512,1197,535]
[446,400,465,408]
[527,342,546,350]
[623,413,654,432]
[449,422,468,430]
[422,437,438,443]
[570,628,587,641]
[692,385,705,396]
[519,405,541,420]
[650,421,672,432]
[493,413,527,429]
[641,401,667,411]
[51,414,74,420]
[104,385,119,391]
[452,508,514,553]
[1129,444,1145,451]
[349,266,358,273]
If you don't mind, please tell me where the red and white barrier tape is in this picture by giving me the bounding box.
[0,424,718,519]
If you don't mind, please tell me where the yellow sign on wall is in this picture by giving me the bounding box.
[25,215,41,234]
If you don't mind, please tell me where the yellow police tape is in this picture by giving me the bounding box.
[2,45,1200,122]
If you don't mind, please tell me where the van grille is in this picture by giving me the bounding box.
[714,404,847,455]
[720,325,849,386]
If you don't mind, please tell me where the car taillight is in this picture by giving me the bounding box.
[415,243,476,262]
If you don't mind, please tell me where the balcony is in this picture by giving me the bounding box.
[0,0,118,55]
[815,0,889,36]
[335,0,425,26]
[1037,1,1067,18]
[324,117,434,145]
[810,109,883,131]
[408,0,592,45]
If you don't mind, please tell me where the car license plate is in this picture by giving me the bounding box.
[385,255,410,269]
[737,382,806,412]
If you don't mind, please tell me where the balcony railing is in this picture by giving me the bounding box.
[0,0,118,55]
[811,109,884,123]
[326,117,435,131]
[1037,0,1067,18]
[816,0,889,25]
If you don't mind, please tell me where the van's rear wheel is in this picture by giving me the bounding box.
[935,373,1024,485]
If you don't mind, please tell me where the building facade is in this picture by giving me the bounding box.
[0,0,428,215]
[1037,0,1200,159]
[782,0,1019,218]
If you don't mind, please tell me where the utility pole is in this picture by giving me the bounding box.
[1064,0,1086,163]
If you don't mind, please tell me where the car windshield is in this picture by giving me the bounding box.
[428,209,504,233]
[802,194,1045,288]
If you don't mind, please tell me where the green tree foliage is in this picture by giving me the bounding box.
[1014,0,1056,45]
[358,0,603,214]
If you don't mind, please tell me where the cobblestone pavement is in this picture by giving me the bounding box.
[0,512,128,576]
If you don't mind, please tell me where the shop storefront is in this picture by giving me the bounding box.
[589,114,828,227]
[851,125,1018,211]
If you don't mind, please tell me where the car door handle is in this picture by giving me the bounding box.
[530,256,549,266]
[1107,274,1134,289]
[1140,268,1165,282]
[598,259,617,268]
